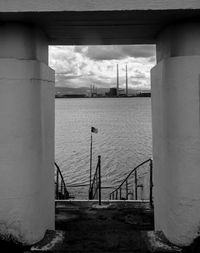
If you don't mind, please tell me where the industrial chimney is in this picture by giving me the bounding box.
[117,64,119,97]
[126,64,128,96]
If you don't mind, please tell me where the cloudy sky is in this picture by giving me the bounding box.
[49,45,156,90]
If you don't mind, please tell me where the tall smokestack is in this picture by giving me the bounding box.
[117,64,119,97]
[90,84,93,97]
[126,64,128,96]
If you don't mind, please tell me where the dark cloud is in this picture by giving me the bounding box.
[122,45,155,58]
[83,45,155,61]
[56,70,73,75]
[74,46,86,54]
[134,70,146,79]
[148,56,156,63]
[50,45,154,89]
[135,73,146,79]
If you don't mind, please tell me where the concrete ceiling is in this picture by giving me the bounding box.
[0,1,200,45]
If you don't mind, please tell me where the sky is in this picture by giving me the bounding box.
[49,45,156,90]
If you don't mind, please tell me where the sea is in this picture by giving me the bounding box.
[55,97,152,199]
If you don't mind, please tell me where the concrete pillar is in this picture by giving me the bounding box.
[152,22,200,246]
[0,23,55,244]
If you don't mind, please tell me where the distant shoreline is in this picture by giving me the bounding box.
[55,94,151,99]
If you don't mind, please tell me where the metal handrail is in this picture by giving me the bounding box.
[55,162,69,200]
[109,158,153,205]
[88,155,101,205]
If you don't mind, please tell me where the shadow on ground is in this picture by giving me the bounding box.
[54,201,154,252]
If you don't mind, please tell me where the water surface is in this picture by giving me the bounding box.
[55,97,152,199]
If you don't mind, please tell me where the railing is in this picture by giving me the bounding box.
[109,158,153,206]
[55,162,70,200]
[88,155,101,205]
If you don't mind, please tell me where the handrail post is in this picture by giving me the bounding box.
[108,158,153,203]
[89,133,93,193]
[61,180,62,198]
[55,162,69,200]
[56,168,59,199]
[98,155,101,205]
[126,180,128,200]
[149,159,153,207]
[119,187,122,200]
[135,170,137,200]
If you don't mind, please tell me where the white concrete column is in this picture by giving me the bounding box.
[0,23,55,244]
[152,23,200,246]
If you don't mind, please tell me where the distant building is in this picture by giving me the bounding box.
[55,94,86,98]
[136,92,151,97]
[105,88,117,97]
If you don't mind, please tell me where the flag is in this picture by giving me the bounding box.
[91,127,98,134]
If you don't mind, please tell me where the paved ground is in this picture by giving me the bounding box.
[52,201,154,252]
[1,201,197,252]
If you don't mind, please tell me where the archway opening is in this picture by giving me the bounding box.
[49,44,156,200]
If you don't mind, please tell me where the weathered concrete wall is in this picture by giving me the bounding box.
[152,23,200,246]
[0,1,200,45]
[0,23,48,63]
[156,23,200,62]
[0,0,200,12]
[0,1,200,248]
[0,24,55,244]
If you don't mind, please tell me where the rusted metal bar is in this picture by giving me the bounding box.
[98,155,101,205]
[55,162,69,200]
[109,158,151,198]
[89,134,93,192]
[61,180,63,197]
[126,180,128,200]
[135,170,137,200]
[56,167,59,199]
[89,155,102,203]
[149,159,153,206]
[119,187,122,200]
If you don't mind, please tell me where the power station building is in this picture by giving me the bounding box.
[105,88,118,97]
